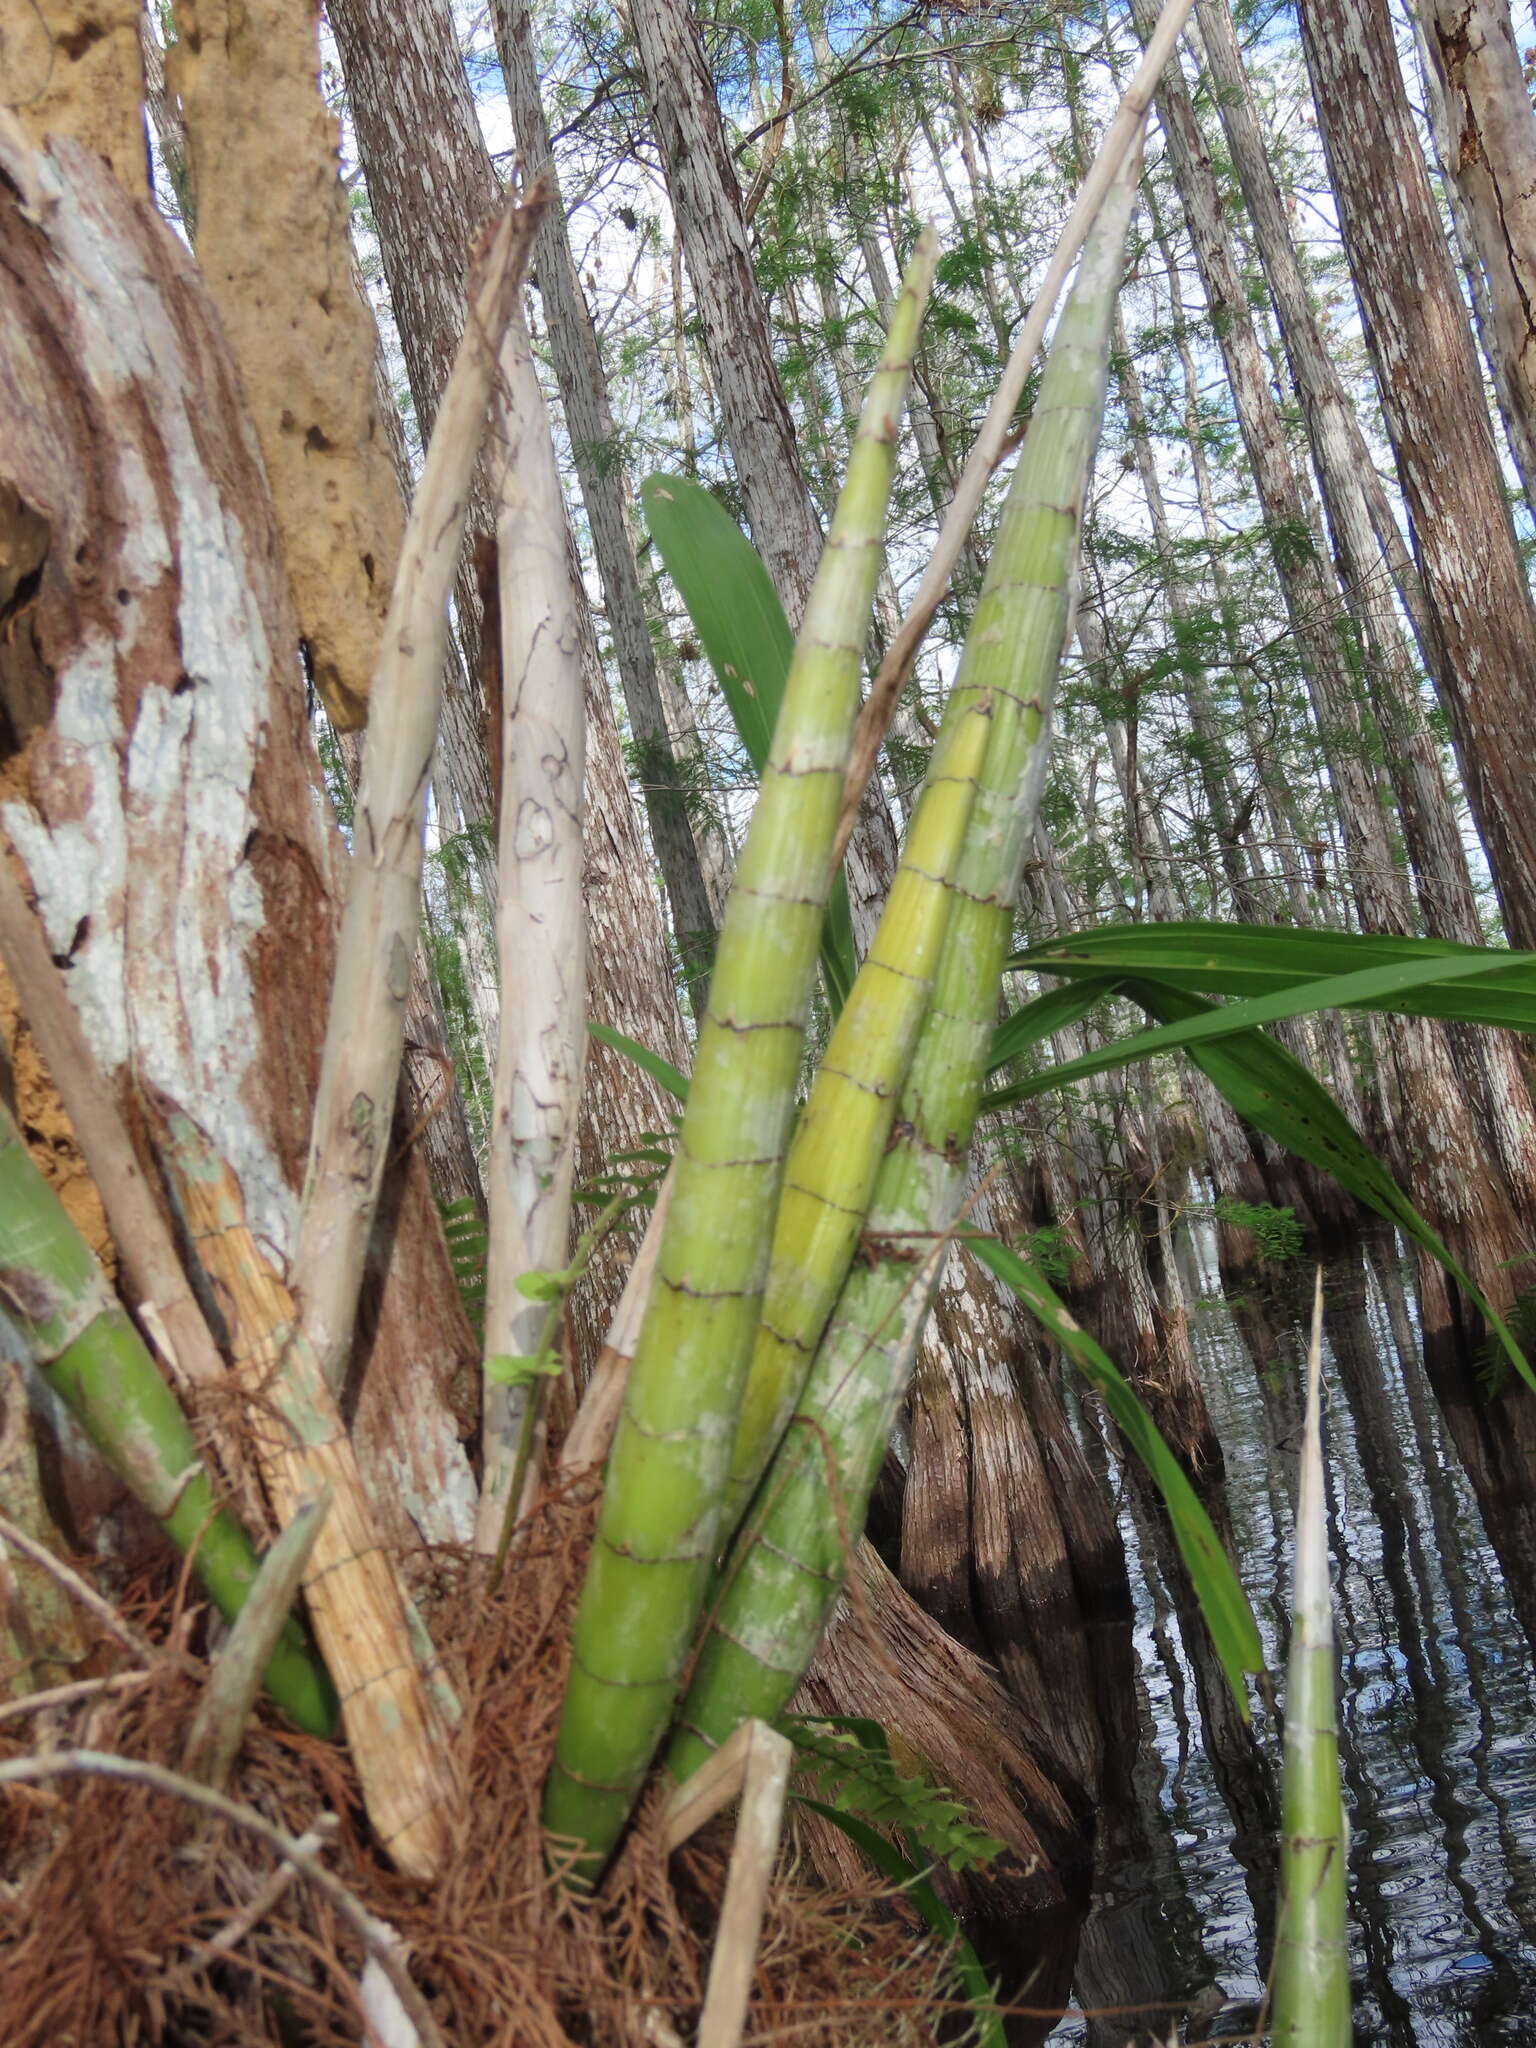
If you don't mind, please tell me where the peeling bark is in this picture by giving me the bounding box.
[0,125,477,1557]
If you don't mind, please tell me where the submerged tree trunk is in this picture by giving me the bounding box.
[902,1230,1131,1817]
[793,1539,1091,1977]
[1139,2,1536,1344]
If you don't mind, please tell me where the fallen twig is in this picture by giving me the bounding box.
[665,1718,794,2048]
[201,1814,339,1955]
[0,1671,153,1726]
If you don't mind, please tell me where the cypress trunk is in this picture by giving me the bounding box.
[1297,0,1536,952]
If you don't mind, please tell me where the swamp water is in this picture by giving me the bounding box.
[1045,1234,1536,2044]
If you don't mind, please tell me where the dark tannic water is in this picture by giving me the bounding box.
[1047,1231,1536,2046]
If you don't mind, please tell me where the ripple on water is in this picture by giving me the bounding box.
[1047,1242,1536,2046]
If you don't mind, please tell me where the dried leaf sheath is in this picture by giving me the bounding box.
[474,295,589,1557]
[292,194,544,1399]
[165,1113,458,1881]
[670,151,1142,1777]
[543,232,938,1875]
[0,1108,333,1736]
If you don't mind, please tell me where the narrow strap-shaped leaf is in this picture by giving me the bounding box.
[1010,920,1536,1035]
[965,1232,1264,1702]
[987,972,1123,1072]
[641,474,792,774]
[983,949,1524,1106]
[587,1020,690,1104]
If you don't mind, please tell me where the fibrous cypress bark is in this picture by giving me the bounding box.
[1297,0,1536,953]
[1415,0,1536,507]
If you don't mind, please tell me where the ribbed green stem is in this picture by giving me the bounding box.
[0,1109,335,1736]
[668,151,1140,1779]
[1272,1276,1353,2046]
[722,692,996,1524]
[543,232,939,1875]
